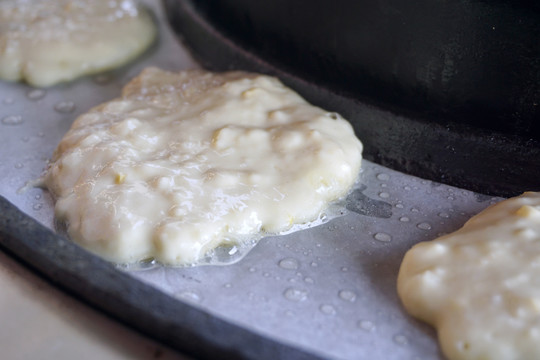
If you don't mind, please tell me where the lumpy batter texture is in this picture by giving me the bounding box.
[0,0,156,87]
[398,192,540,360]
[45,67,363,265]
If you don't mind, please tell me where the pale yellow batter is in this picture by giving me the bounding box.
[398,192,540,360]
[45,67,363,265]
[0,0,156,87]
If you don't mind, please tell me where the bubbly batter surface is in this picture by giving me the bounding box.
[398,192,540,360]
[45,67,363,265]
[0,0,156,87]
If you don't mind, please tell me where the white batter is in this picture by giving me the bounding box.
[398,192,540,360]
[0,0,156,87]
[45,67,363,265]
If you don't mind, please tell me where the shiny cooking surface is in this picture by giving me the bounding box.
[0,1,502,358]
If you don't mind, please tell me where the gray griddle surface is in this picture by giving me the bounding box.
[0,1,502,359]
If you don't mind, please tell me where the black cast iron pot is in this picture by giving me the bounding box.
[164,0,540,196]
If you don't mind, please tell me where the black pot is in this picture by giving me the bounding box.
[164,0,540,196]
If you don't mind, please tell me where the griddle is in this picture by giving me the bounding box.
[0,1,512,359]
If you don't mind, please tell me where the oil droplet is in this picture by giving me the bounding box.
[399,216,410,222]
[3,97,14,104]
[319,304,336,315]
[395,203,404,209]
[379,192,390,199]
[279,257,299,270]
[175,290,202,303]
[377,173,390,181]
[249,267,257,273]
[403,186,411,191]
[338,290,357,302]
[35,194,42,200]
[21,136,29,142]
[374,232,392,242]
[224,283,232,288]
[14,163,23,169]
[311,261,318,267]
[417,222,432,230]
[438,212,450,218]
[341,267,348,272]
[2,115,23,125]
[32,203,42,210]
[27,89,46,100]
[283,288,308,302]
[411,208,419,213]
[448,196,455,201]
[54,101,75,113]
[358,320,375,331]
[263,272,271,277]
[394,334,409,345]
[304,277,314,284]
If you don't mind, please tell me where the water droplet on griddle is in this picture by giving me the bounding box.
[376,173,390,181]
[358,320,375,331]
[176,290,202,303]
[319,304,336,315]
[54,101,75,113]
[338,290,357,302]
[374,232,392,242]
[283,288,308,302]
[399,216,410,222]
[417,222,432,230]
[279,257,299,270]
[393,334,409,345]
[27,89,46,100]
[2,115,23,125]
